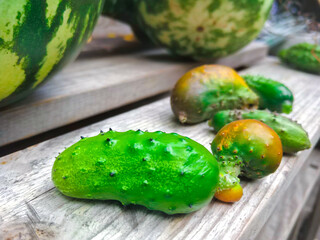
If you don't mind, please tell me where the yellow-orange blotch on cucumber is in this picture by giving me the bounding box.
[211,119,283,202]
[171,65,259,124]
[215,183,243,203]
[213,119,283,179]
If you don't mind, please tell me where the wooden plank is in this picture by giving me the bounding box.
[0,41,267,147]
[89,16,133,39]
[256,146,320,240]
[1,57,319,240]
[304,179,320,240]
[81,16,141,54]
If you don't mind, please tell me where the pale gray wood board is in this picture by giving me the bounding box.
[256,147,320,240]
[0,41,267,147]
[1,58,320,240]
[89,16,133,39]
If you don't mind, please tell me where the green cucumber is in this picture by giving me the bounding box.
[52,129,220,214]
[210,109,311,153]
[211,119,283,189]
[242,75,294,113]
[171,65,259,124]
[279,43,320,74]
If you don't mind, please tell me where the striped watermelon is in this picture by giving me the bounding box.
[135,0,274,59]
[0,0,104,107]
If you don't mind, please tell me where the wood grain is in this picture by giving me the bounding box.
[256,147,320,240]
[1,58,320,240]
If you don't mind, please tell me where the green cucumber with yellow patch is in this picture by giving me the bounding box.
[211,119,283,202]
[0,0,104,107]
[209,109,311,153]
[171,65,259,124]
[52,129,220,214]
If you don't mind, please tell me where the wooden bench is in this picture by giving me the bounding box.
[0,18,320,240]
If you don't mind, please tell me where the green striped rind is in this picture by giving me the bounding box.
[0,0,104,107]
[135,0,273,59]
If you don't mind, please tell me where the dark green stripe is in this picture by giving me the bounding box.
[46,0,104,83]
[11,0,68,95]
[0,0,103,107]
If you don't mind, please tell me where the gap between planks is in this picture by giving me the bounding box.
[1,58,320,240]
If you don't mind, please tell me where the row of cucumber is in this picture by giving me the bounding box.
[52,64,311,215]
[171,64,310,154]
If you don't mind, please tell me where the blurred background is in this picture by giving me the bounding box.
[260,0,320,49]
[0,1,320,239]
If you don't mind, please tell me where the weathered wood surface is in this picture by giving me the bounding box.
[90,16,133,39]
[0,40,267,147]
[256,146,320,240]
[1,58,320,240]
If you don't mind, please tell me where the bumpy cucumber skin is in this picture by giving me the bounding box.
[210,110,311,154]
[211,119,282,190]
[171,65,259,124]
[52,130,219,214]
[242,75,294,113]
[279,43,320,74]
